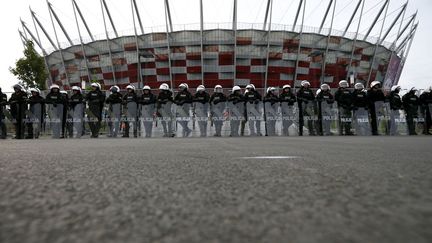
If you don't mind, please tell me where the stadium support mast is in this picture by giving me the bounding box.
[318,0,334,34]
[132,0,144,35]
[233,0,237,86]
[72,0,91,83]
[366,0,389,85]
[264,0,273,92]
[394,21,417,84]
[396,11,416,41]
[293,0,306,85]
[363,0,389,41]
[292,0,304,31]
[72,0,94,42]
[343,0,362,36]
[101,0,118,38]
[47,2,73,46]
[100,0,117,85]
[346,0,365,81]
[164,0,174,89]
[165,0,174,33]
[21,20,44,52]
[131,0,143,88]
[263,0,271,30]
[18,30,27,49]
[396,22,417,53]
[379,2,407,45]
[321,0,337,85]
[29,9,58,51]
[47,0,70,87]
[200,0,204,86]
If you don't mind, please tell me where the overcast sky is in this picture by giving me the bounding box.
[0,0,430,92]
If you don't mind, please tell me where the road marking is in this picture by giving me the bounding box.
[239,156,299,159]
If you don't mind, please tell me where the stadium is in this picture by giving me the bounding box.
[18,0,418,91]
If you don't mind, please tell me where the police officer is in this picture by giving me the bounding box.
[85,83,105,138]
[388,85,403,135]
[27,88,45,139]
[335,80,353,135]
[297,80,316,136]
[139,85,156,138]
[175,83,193,137]
[316,84,334,136]
[228,86,244,137]
[419,87,432,135]
[210,85,227,137]
[0,87,7,139]
[105,86,122,138]
[9,84,28,139]
[157,83,174,137]
[69,86,85,138]
[60,90,72,138]
[123,85,139,138]
[279,84,296,136]
[45,84,66,138]
[402,88,420,135]
[264,87,279,136]
[367,81,386,135]
[193,85,210,137]
[351,83,370,135]
[244,84,262,136]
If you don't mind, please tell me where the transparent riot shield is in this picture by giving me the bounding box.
[194,102,209,137]
[264,102,279,136]
[245,101,263,136]
[280,102,298,136]
[27,103,43,138]
[228,101,245,137]
[337,106,353,136]
[124,102,138,138]
[175,103,192,138]
[388,109,407,136]
[0,106,8,138]
[210,101,227,137]
[155,102,174,138]
[140,104,155,138]
[300,102,318,136]
[71,103,85,138]
[374,101,390,135]
[47,104,63,138]
[414,106,425,135]
[319,102,338,136]
[353,108,371,136]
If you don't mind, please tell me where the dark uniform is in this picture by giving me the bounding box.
[174,89,193,137]
[388,89,403,135]
[228,90,244,137]
[367,88,386,135]
[335,88,353,135]
[279,88,296,136]
[9,87,28,139]
[243,89,262,136]
[139,90,157,138]
[156,89,174,137]
[419,90,432,135]
[46,89,66,138]
[263,90,279,136]
[105,91,123,138]
[27,92,45,139]
[210,91,227,137]
[402,90,420,135]
[193,90,210,137]
[297,87,316,136]
[0,88,7,139]
[69,91,86,138]
[123,91,139,137]
[316,89,335,136]
[85,89,105,138]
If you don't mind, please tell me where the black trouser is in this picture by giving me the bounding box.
[88,106,102,137]
[14,114,25,139]
[406,113,416,135]
[370,109,378,135]
[123,120,137,137]
[424,109,431,134]
[0,114,6,138]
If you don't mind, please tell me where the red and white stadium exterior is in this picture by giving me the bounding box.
[19,0,418,91]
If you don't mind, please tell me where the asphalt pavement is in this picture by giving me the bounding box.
[0,136,431,243]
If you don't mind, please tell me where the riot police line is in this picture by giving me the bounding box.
[0,80,431,139]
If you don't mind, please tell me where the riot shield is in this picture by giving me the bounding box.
[353,108,371,136]
[374,101,390,135]
[228,101,245,137]
[280,102,298,136]
[175,103,192,137]
[319,102,338,136]
[156,102,174,137]
[210,101,227,137]
[264,102,279,136]
[71,103,85,138]
[194,102,209,137]
[140,104,155,138]
[47,104,63,138]
[124,102,138,137]
[413,106,425,135]
[300,102,318,136]
[245,101,263,136]
[388,109,407,136]
[27,103,43,138]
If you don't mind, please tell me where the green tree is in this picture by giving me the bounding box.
[9,40,48,90]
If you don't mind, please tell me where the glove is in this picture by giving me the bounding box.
[254,100,259,104]
[213,100,219,105]
[53,104,57,108]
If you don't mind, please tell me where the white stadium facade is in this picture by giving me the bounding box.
[18,0,418,91]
